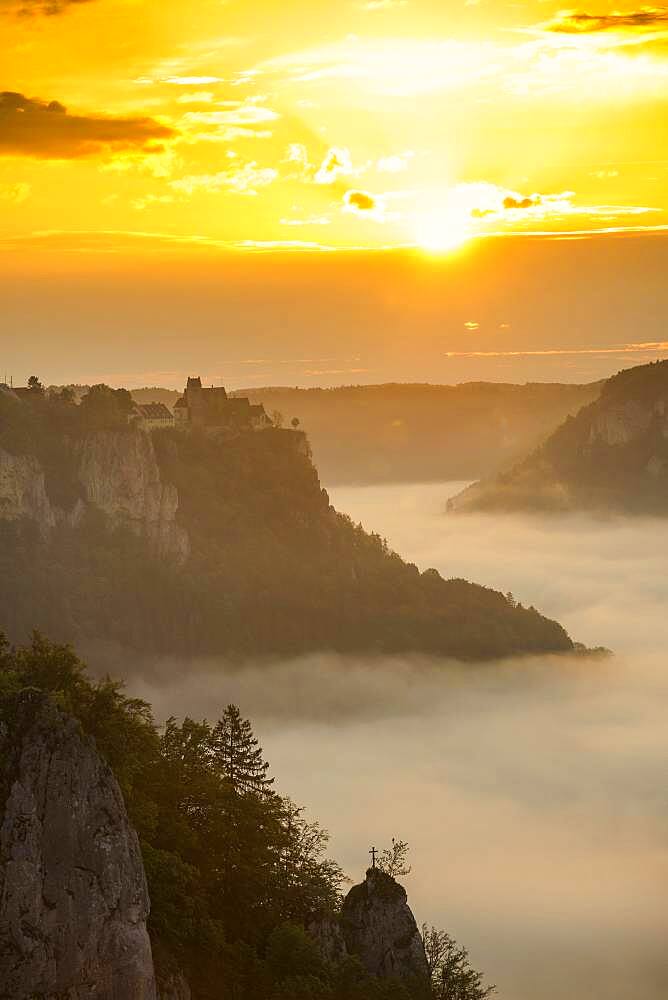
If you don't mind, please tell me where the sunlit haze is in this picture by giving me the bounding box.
[3,0,668,385]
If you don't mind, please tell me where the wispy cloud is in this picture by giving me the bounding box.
[0,0,94,15]
[445,342,668,359]
[170,161,278,196]
[545,7,668,34]
[314,146,355,184]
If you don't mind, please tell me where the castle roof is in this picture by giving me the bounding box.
[136,402,173,420]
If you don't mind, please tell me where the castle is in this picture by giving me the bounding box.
[174,377,272,431]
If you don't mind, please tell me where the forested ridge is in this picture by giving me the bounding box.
[0,385,572,659]
[0,634,496,1000]
[451,360,668,515]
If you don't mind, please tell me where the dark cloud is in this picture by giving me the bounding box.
[344,189,377,212]
[0,0,94,14]
[502,194,542,210]
[547,6,668,33]
[0,92,175,159]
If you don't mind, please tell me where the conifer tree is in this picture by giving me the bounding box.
[213,703,275,795]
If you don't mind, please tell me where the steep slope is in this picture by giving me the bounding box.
[0,388,573,659]
[340,868,429,986]
[0,691,156,1000]
[450,360,668,515]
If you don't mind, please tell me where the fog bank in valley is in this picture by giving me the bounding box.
[114,483,668,1000]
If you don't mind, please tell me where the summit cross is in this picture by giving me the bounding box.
[369,846,378,868]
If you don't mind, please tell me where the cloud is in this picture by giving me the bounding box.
[170,161,278,196]
[344,189,377,212]
[545,6,668,33]
[0,0,93,15]
[164,76,224,85]
[176,92,216,105]
[444,341,668,358]
[280,214,331,227]
[181,104,279,127]
[314,147,354,184]
[377,151,414,173]
[342,189,387,221]
[0,92,175,159]
[502,193,542,210]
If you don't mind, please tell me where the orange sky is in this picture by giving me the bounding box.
[2,0,668,384]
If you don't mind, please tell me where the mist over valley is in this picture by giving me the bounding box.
[115,480,668,1000]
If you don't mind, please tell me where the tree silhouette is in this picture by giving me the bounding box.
[422,925,496,999]
[291,416,300,429]
[213,704,275,796]
[376,838,412,878]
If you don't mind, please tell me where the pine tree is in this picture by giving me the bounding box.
[212,704,275,796]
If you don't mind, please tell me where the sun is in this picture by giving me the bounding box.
[413,202,472,254]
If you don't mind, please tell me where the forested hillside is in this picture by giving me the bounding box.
[450,360,668,515]
[0,385,573,659]
[231,382,601,485]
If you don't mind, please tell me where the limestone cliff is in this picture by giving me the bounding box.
[0,428,189,562]
[339,868,429,985]
[449,359,668,515]
[76,430,189,561]
[0,395,575,659]
[0,449,56,533]
[0,692,157,1000]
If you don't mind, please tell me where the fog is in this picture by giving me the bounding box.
[123,483,668,1000]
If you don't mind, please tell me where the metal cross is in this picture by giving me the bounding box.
[369,846,377,868]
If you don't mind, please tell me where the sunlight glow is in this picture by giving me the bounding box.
[413,197,473,254]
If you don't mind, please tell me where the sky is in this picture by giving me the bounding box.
[2,0,668,385]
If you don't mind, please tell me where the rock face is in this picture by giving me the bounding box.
[76,430,189,562]
[449,359,668,515]
[0,693,157,1000]
[0,449,56,533]
[0,428,189,563]
[340,868,429,985]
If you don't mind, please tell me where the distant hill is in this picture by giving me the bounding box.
[131,386,180,408]
[449,360,668,515]
[0,385,573,660]
[230,382,601,485]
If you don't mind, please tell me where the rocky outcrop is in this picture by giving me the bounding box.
[0,449,56,533]
[0,693,156,999]
[0,429,189,563]
[307,914,348,965]
[76,430,189,562]
[340,868,429,985]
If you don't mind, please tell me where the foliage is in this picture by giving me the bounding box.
[0,634,350,999]
[376,839,412,878]
[422,926,496,1000]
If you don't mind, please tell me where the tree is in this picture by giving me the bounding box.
[422,926,496,1000]
[213,704,275,796]
[376,839,411,878]
[291,417,301,430]
[79,384,133,428]
[27,375,45,395]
